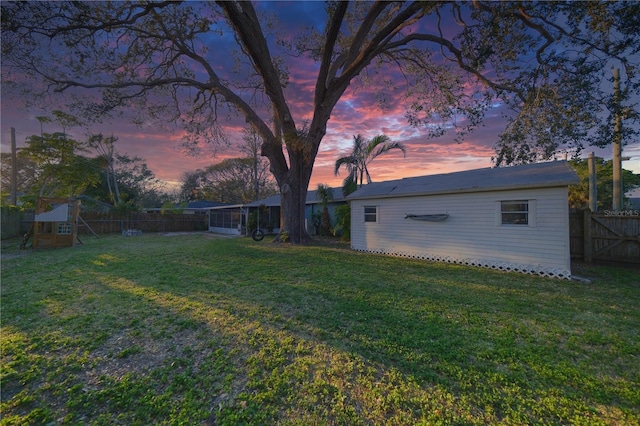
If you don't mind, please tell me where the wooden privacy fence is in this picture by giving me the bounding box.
[1,206,22,240]
[76,212,208,235]
[570,210,640,264]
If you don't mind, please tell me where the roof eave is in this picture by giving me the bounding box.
[204,204,245,210]
[347,180,579,201]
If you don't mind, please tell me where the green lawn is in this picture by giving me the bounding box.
[1,234,638,425]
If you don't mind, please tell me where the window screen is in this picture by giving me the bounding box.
[501,200,528,225]
[364,206,377,223]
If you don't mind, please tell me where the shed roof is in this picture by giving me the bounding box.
[347,161,579,201]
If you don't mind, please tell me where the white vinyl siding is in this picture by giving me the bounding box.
[350,187,571,278]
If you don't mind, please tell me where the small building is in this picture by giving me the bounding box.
[347,161,580,279]
[32,197,80,249]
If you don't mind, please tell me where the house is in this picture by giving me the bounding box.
[627,197,640,210]
[244,188,347,236]
[347,161,580,279]
[76,195,114,213]
[206,188,347,236]
[182,200,229,215]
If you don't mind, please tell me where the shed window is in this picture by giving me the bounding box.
[364,206,377,223]
[501,200,529,225]
[57,222,72,235]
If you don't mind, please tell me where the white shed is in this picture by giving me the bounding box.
[347,161,580,279]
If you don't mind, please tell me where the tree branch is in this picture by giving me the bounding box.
[216,1,294,137]
[387,32,526,101]
[48,1,178,38]
[315,2,348,99]
[336,2,430,89]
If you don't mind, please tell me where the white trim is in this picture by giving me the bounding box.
[364,205,378,223]
[496,199,537,227]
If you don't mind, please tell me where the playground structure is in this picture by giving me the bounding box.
[31,197,80,249]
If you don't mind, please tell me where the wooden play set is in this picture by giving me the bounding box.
[22,197,81,249]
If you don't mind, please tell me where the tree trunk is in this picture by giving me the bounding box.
[321,206,331,236]
[111,167,121,204]
[279,183,309,243]
[271,141,315,244]
[253,157,259,201]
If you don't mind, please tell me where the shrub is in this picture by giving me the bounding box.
[334,204,350,241]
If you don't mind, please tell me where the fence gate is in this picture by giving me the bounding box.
[576,210,640,264]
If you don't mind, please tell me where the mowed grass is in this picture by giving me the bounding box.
[1,234,639,425]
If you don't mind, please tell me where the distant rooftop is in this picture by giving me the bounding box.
[627,197,640,209]
[186,200,229,209]
[246,187,346,207]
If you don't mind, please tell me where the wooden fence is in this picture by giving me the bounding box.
[570,210,640,264]
[1,206,23,240]
[76,212,208,235]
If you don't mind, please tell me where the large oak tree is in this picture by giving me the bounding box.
[2,1,638,242]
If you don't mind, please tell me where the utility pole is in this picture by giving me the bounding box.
[588,152,597,212]
[10,127,18,205]
[612,68,623,211]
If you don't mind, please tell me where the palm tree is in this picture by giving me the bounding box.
[334,134,406,196]
[316,183,333,236]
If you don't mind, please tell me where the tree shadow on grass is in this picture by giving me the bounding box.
[2,235,638,424]
[144,244,640,424]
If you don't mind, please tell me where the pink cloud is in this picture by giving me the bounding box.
[5,2,635,198]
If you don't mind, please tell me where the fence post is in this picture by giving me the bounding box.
[588,152,597,212]
[583,209,592,263]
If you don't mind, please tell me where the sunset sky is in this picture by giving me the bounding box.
[1,1,638,194]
